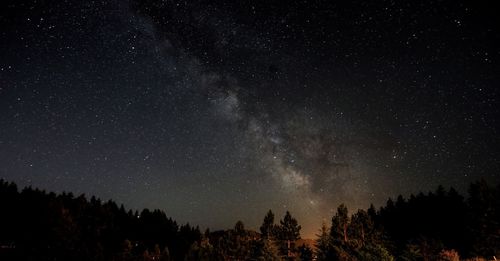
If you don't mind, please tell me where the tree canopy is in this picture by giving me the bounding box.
[0,179,498,260]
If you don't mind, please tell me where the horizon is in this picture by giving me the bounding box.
[2,177,498,260]
[0,177,493,239]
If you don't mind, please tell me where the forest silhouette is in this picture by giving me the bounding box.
[0,179,498,260]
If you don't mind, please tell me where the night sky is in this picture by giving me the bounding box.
[1,0,499,237]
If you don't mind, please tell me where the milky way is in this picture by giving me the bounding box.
[1,0,499,236]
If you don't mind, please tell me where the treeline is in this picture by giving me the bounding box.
[0,180,200,260]
[314,180,500,261]
[0,179,499,260]
[186,212,306,260]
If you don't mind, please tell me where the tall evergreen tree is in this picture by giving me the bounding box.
[315,222,331,261]
[277,211,301,259]
[279,211,301,241]
[331,204,349,243]
[260,210,276,239]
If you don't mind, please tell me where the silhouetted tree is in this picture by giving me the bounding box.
[1,179,498,261]
[331,204,349,243]
[315,222,331,261]
[260,210,276,239]
[277,211,301,259]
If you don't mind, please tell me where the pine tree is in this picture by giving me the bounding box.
[260,210,276,239]
[280,211,301,241]
[277,211,301,258]
[315,222,331,261]
[329,204,354,260]
[350,209,372,245]
[331,204,349,243]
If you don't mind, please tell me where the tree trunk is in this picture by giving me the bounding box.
[343,223,348,242]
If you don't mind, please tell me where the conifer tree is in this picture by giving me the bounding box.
[277,211,301,259]
[315,222,331,261]
[260,210,276,239]
[331,204,349,243]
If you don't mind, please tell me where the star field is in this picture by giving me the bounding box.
[1,0,499,237]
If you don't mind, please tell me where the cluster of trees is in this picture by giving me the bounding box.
[0,179,499,260]
[143,211,306,260]
[314,203,393,261]
[314,180,500,261]
[0,180,201,260]
[0,178,307,261]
